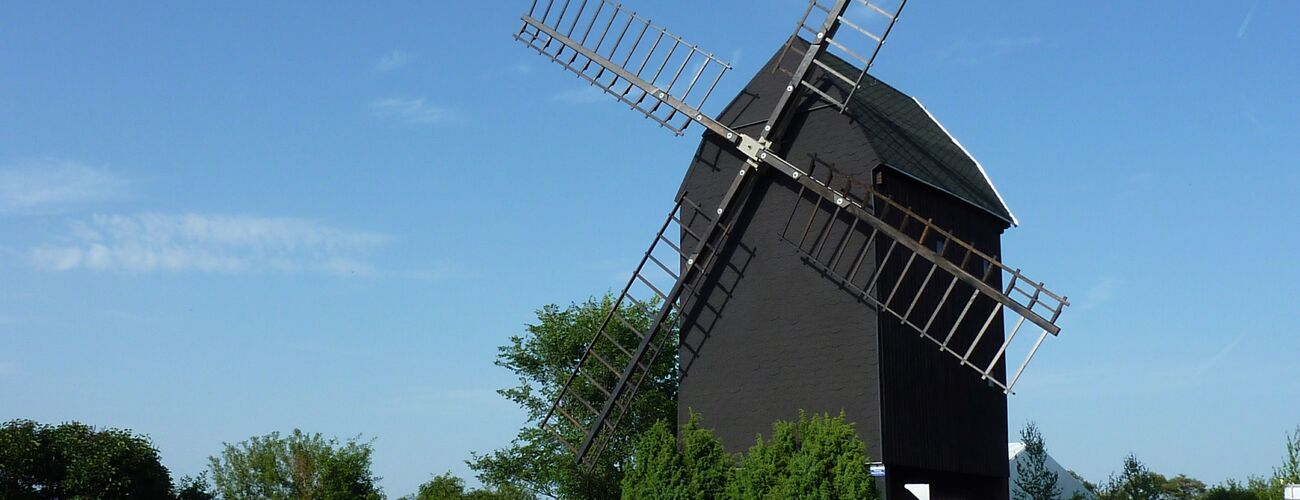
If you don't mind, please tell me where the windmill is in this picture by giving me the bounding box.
[514,1,1069,496]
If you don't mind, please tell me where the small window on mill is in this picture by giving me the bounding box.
[932,239,945,257]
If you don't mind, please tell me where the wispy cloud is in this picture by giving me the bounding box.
[370,97,453,124]
[1077,275,1120,312]
[0,361,16,376]
[1237,1,1258,38]
[0,159,130,214]
[31,213,388,276]
[375,50,411,72]
[729,48,744,68]
[992,36,1043,49]
[1196,331,1246,376]
[552,86,607,105]
[937,36,1043,65]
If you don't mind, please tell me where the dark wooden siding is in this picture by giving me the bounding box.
[676,128,885,461]
[874,167,1010,497]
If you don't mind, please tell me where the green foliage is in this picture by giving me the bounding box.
[1096,454,1165,500]
[1161,474,1207,499]
[173,472,217,499]
[1014,421,1061,500]
[0,419,173,499]
[469,295,677,499]
[726,412,878,500]
[620,415,732,499]
[207,429,383,500]
[403,472,531,500]
[1269,426,1300,499]
[1201,479,1262,500]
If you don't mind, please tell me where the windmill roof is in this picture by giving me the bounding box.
[722,38,1017,226]
[831,66,1018,225]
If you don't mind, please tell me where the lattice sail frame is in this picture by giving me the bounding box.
[516,0,732,135]
[515,0,1070,468]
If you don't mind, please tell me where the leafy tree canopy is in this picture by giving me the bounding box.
[1096,454,1165,500]
[208,429,383,500]
[402,472,531,500]
[0,419,173,499]
[469,295,677,499]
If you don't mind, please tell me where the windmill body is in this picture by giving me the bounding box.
[678,40,1014,499]
[511,2,1069,498]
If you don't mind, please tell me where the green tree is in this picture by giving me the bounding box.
[469,295,676,499]
[620,414,732,499]
[1159,474,1205,499]
[0,419,173,498]
[173,472,217,500]
[208,429,383,500]
[726,412,878,500]
[403,472,530,500]
[1096,454,1164,500]
[1014,421,1061,500]
[1269,426,1300,499]
[1202,479,1262,500]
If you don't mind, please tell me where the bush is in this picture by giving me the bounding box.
[727,412,878,500]
[621,415,731,499]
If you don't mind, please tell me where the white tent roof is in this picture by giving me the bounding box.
[1008,442,1094,499]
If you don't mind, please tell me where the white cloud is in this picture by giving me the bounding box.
[1075,275,1120,312]
[552,86,607,105]
[0,159,130,214]
[1196,331,1246,376]
[31,213,388,275]
[1237,1,1257,38]
[375,50,411,72]
[370,97,453,124]
[937,36,1044,65]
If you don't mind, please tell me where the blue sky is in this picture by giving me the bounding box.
[2,0,1297,495]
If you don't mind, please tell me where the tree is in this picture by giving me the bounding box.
[1271,426,1300,499]
[173,472,217,500]
[620,415,732,499]
[1159,474,1206,499]
[208,429,383,500]
[1201,479,1261,500]
[1014,421,1061,500]
[403,472,530,500]
[1096,454,1165,500]
[0,419,173,498]
[726,412,878,500]
[469,295,677,499]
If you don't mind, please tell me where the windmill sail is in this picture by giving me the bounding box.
[515,0,733,135]
[539,191,751,468]
[775,160,1067,392]
[772,0,908,116]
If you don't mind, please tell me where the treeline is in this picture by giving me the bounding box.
[1015,421,1300,500]
[0,420,394,499]
[4,295,1297,499]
